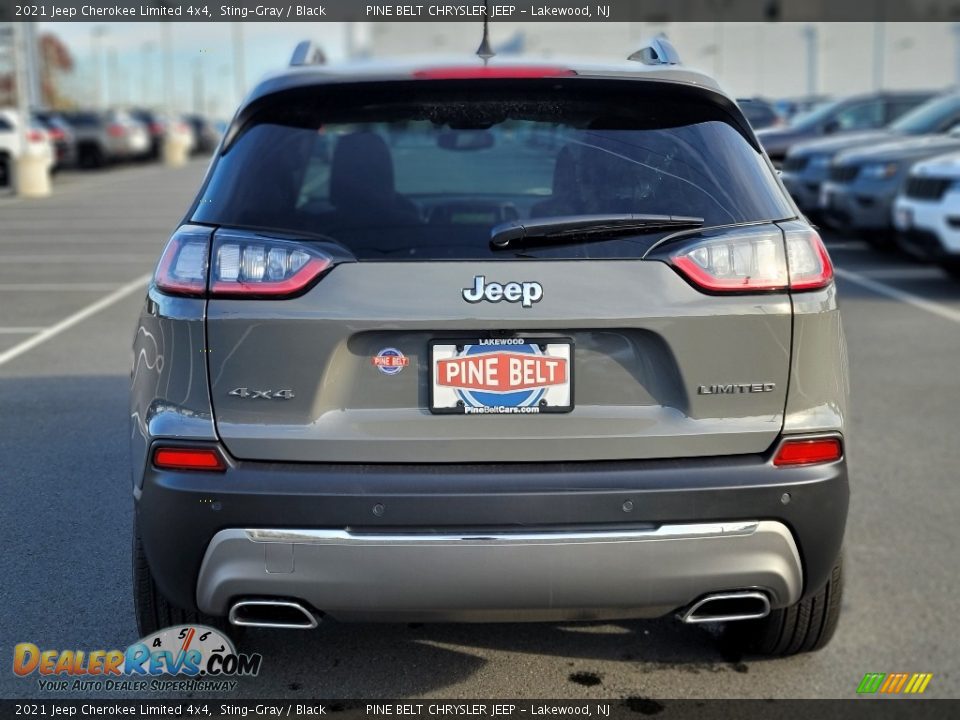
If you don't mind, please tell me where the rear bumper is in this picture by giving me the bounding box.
[197,522,802,622]
[135,451,848,621]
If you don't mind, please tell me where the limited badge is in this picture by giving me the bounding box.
[372,348,409,375]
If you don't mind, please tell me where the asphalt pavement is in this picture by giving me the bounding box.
[0,161,958,700]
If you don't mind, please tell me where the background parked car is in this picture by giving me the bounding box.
[737,98,784,130]
[782,92,960,216]
[59,109,151,168]
[0,108,55,187]
[33,110,77,172]
[757,91,935,166]
[183,113,221,155]
[129,108,169,160]
[821,132,960,244]
[894,150,960,277]
[131,108,198,160]
[772,95,832,123]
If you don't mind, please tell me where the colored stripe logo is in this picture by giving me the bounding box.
[857,673,933,695]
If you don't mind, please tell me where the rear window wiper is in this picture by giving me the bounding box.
[489,214,705,250]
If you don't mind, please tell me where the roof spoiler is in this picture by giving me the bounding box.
[290,41,327,67]
[628,37,681,66]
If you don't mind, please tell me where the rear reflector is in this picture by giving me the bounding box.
[773,437,842,466]
[413,66,575,80]
[153,447,226,472]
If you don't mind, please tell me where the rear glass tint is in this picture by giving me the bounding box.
[193,81,793,259]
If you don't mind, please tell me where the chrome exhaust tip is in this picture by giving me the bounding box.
[228,599,319,629]
[679,591,771,624]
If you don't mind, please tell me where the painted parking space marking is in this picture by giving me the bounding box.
[0,273,151,368]
[836,267,960,325]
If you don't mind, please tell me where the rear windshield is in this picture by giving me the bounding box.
[193,82,793,259]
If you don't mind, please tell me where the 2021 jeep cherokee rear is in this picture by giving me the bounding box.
[131,48,848,656]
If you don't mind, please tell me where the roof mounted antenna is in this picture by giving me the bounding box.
[476,0,495,64]
[628,36,681,66]
[290,40,327,67]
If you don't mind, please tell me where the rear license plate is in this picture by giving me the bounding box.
[430,338,573,415]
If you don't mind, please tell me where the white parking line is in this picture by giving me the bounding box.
[0,327,46,334]
[823,241,869,251]
[856,267,946,280]
[835,267,960,325]
[0,283,123,291]
[0,273,151,369]
[0,254,157,264]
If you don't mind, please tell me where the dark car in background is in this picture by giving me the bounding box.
[129,108,169,160]
[758,91,935,166]
[783,93,960,215]
[737,98,784,130]
[821,132,960,243]
[183,113,221,155]
[33,111,77,171]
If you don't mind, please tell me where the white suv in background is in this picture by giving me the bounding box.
[894,151,960,278]
[0,109,55,187]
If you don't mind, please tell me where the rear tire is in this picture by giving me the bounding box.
[722,553,843,657]
[132,518,233,638]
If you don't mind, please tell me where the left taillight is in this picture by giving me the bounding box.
[153,446,226,472]
[154,226,211,296]
[668,226,833,294]
[153,227,336,299]
[210,234,333,297]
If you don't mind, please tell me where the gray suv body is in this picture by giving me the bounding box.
[131,52,849,657]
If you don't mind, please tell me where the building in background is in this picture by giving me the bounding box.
[367,21,957,99]
[3,18,957,115]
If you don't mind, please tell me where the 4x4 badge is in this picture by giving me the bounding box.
[228,388,295,399]
[462,275,543,308]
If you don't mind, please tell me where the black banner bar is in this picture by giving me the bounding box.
[4,0,960,23]
[0,700,955,719]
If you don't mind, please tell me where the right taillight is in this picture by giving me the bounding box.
[669,227,833,293]
[784,227,834,290]
[670,230,788,292]
[153,227,336,299]
[773,437,843,466]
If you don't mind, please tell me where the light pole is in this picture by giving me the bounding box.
[953,24,960,87]
[802,25,818,98]
[231,23,245,108]
[141,41,156,107]
[873,22,886,91]
[11,21,50,197]
[160,23,173,116]
[90,25,109,108]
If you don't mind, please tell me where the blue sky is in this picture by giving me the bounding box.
[38,22,362,118]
